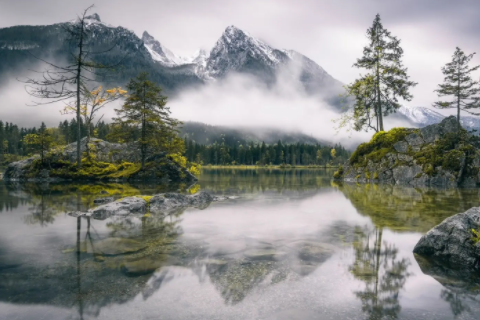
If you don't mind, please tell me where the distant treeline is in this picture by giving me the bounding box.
[184,139,350,166]
[0,119,350,167]
[0,119,109,164]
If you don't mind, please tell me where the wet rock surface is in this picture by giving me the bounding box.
[150,191,215,213]
[69,191,221,219]
[413,206,480,270]
[89,196,147,220]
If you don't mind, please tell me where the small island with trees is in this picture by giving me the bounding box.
[334,14,480,188]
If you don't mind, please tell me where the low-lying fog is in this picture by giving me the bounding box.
[0,64,414,149]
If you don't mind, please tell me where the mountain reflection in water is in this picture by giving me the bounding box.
[0,169,479,320]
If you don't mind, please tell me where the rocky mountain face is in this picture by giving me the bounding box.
[0,14,343,104]
[334,116,480,187]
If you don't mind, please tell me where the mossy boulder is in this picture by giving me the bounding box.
[334,116,480,187]
[3,138,197,183]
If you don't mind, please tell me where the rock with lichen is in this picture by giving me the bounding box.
[334,116,480,187]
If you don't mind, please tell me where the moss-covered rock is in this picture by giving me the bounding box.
[335,116,480,187]
[3,138,197,183]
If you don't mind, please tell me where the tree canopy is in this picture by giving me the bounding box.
[433,47,480,129]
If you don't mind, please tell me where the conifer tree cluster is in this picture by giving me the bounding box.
[340,14,480,133]
[184,139,349,166]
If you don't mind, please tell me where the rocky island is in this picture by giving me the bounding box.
[334,116,480,187]
[2,138,198,183]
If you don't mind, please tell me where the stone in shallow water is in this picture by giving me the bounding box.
[87,237,146,256]
[244,249,286,261]
[121,256,167,276]
[296,242,335,263]
[89,197,147,220]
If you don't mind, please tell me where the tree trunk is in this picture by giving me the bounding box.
[141,84,146,169]
[85,122,91,160]
[374,228,383,301]
[76,20,85,168]
[457,77,461,131]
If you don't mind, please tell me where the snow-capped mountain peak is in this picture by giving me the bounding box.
[204,25,288,78]
[398,105,480,132]
[398,106,445,126]
[142,31,184,66]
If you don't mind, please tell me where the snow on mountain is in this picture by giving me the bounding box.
[142,31,184,66]
[398,106,445,126]
[204,25,289,79]
[398,106,480,132]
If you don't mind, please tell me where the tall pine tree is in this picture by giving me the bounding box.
[433,47,480,129]
[111,72,180,168]
[345,14,417,132]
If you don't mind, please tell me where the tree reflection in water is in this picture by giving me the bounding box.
[350,226,411,320]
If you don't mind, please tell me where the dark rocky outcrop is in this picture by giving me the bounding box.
[3,138,197,183]
[335,116,480,187]
[413,206,480,270]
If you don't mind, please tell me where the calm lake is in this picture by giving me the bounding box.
[0,168,479,320]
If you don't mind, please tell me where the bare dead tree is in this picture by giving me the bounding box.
[22,5,123,168]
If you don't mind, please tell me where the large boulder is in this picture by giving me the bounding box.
[413,206,480,270]
[335,116,480,187]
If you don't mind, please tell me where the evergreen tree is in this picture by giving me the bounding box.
[433,47,480,129]
[23,122,55,164]
[111,72,180,168]
[343,14,417,132]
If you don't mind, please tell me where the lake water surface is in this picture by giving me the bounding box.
[0,168,479,320]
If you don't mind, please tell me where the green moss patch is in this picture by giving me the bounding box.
[349,128,412,167]
[333,165,344,179]
[40,159,142,180]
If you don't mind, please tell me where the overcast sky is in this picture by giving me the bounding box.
[1,0,480,110]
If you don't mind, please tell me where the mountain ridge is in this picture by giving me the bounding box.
[0,14,344,104]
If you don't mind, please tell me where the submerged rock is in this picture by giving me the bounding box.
[413,206,480,270]
[88,237,147,256]
[335,116,480,187]
[121,256,167,276]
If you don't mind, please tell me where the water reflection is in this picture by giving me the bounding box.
[1,170,480,319]
[350,226,411,319]
[335,182,480,233]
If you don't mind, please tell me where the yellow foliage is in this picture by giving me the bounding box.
[188,184,201,194]
[169,153,187,168]
[189,163,201,176]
